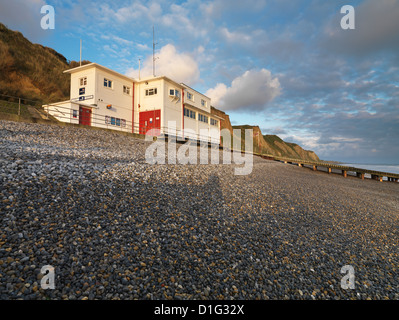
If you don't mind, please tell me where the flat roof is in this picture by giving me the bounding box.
[136,75,185,89]
[181,83,211,100]
[63,63,135,83]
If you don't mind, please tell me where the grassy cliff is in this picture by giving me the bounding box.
[210,115,319,161]
[0,22,89,105]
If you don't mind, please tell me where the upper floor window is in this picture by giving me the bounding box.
[123,85,131,95]
[145,88,157,96]
[199,114,208,123]
[79,77,87,86]
[210,118,218,126]
[104,78,112,88]
[186,92,194,101]
[184,107,196,119]
[201,99,206,108]
[169,88,180,97]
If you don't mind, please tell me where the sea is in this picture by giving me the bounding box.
[340,163,399,179]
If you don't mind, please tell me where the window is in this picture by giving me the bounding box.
[169,89,180,98]
[73,110,78,118]
[145,88,157,96]
[210,118,218,126]
[199,114,208,123]
[79,77,87,86]
[184,107,196,119]
[104,78,112,88]
[187,92,193,101]
[201,99,206,107]
[107,116,125,127]
[123,85,131,95]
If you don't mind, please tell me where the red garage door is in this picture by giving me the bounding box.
[139,110,161,135]
[79,106,92,126]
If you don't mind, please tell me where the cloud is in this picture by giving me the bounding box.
[219,27,254,45]
[99,1,162,24]
[206,69,281,111]
[322,0,399,56]
[126,43,200,85]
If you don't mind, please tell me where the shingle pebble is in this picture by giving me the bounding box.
[0,120,398,300]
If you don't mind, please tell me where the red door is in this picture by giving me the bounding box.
[139,110,161,135]
[79,106,92,126]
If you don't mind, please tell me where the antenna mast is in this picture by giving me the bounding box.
[152,26,157,77]
[80,39,82,66]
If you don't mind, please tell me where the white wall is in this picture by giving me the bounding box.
[70,68,96,106]
[183,87,211,113]
[45,102,79,125]
[163,79,183,137]
[94,68,133,132]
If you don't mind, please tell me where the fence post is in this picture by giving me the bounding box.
[18,98,21,116]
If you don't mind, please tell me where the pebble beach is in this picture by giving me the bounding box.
[0,120,398,300]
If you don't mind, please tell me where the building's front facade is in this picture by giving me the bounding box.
[44,63,221,144]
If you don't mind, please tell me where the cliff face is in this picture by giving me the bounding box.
[0,23,89,104]
[264,135,320,161]
[209,108,319,161]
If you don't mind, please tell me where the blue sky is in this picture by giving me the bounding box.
[1,0,399,163]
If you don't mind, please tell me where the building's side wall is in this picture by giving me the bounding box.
[93,68,133,132]
[70,68,96,106]
[183,112,197,140]
[197,115,210,141]
[209,119,220,144]
[135,79,163,134]
[163,79,183,137]
[45,102,79,124]
[183,87,211,114]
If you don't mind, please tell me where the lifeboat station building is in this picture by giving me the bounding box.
[44,63,221,144]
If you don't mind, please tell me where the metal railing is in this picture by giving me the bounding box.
[41,101,221,144]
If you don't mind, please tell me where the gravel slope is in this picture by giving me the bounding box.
[0,120,398,300]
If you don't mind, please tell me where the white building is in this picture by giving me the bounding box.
[44,63,221,144]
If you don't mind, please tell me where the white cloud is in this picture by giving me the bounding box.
[126,44,200,85]
[206,83,228,106]
[114,2,162,23]
[220,27,253,44]
[206,69,281,111]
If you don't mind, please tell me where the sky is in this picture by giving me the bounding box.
[0,0,398,164]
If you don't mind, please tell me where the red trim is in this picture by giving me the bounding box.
[219,118,221,145]
[132,82,135,133]
[182,89,184,139]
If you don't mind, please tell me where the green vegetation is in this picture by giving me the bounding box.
[0,100,30,117]
[0,23,89,105]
